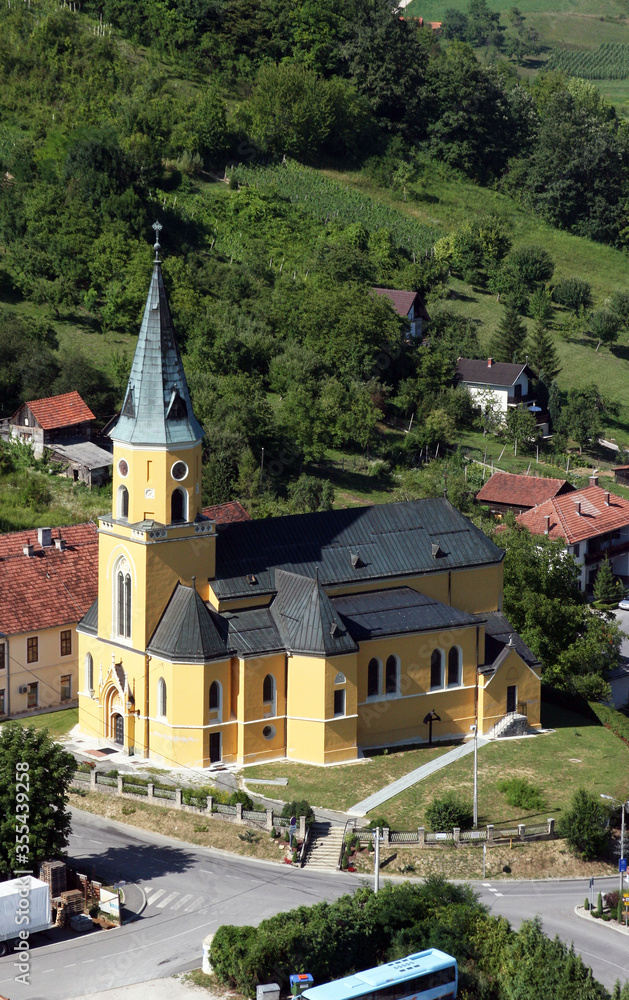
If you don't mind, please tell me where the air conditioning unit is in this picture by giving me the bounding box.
[18,686,28,694]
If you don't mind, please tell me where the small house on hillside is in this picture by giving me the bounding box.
[475,472,575,516]
[372,287,430,339]
[455,357,548,434]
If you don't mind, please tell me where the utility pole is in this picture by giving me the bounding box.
[374,827,380,893]
[471,723,478,828]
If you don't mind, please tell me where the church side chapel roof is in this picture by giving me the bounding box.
[212,498,504,600]
[330,587,476,642]
[270,570,357,656]
[222,606,285,657]
[476,611,540,674]
[110,226,204,448]
[148,583,230,662]
[77,597,99,635]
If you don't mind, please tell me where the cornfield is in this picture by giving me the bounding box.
[231,160,440,256]
[546,42,629,80]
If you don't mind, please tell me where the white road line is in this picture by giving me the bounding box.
[82,959,95,964]
[482,882,492,887]
[65,963,76,967]
[156,892,178,908]
[184,896,204,912]
[494,892,504,897]
[199,869,214,875]
[172,894,193,910]
[147,889,165,906]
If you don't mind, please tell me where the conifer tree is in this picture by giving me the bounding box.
[593,556,622,607]
[527,319,561,381]
[489,304,526,363]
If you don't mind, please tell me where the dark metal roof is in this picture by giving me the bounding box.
[111,257,203,448]
[223,606,285,657]
[148,584,229,662]
[456,358,534,387]
[212,499,503,600]
[477,611,540,672]
[331,587,476,641]
[270,570,357,656]
[77,598,98,635]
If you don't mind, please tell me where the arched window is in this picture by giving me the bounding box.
[171,488,186,523]
[367,657,380,699]
[157,677,167,718]
[448,646,461,687]
[209,680,222,722]
[115,557,132,639]
[85,652,93,693]
[263,674,276,717]
[117,485,129,520]
[385,655,399,695]
[430,649,443,690]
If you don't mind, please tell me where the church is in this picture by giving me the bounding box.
[77,231,542,769]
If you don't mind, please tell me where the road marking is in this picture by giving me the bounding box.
[493,892,504,897]
[65,963,77,967]
[83,959,95,963]
[482,882,492,887]
[41,969,54,973]
[147,889,165,906]
[157,892,178,908]
[172,894,193,910]
[199,869,214,875]
[184,895,204,912]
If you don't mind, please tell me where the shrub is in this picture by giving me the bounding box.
[425,793,473,831]
[229,790,254,810]
[367,816,391,831]
[597,891,603,916]
[121,804,135,815]
[497,778,545,812]
[281,800,315,827]
[584,898,589,911]
[552,276,592,314]
[559,789,609,860]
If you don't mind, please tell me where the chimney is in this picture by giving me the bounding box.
[54,537,66,551]
[589,475,598,487]
[487,357,493,368]
[23,539,34,557]
[544,515,551,535]
[37,527,52,547]
[575,501,581,516]
[604,491,611,506]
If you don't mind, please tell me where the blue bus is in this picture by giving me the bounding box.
[301,950,457,1000]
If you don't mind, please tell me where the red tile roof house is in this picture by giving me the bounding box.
[475,472,575,515]
[516,478,629,592]
[455,358,549,434]
[2,390,96,459]
[0,503,251,721]
[372,287,431,339]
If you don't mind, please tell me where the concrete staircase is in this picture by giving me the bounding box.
[303,821,345,870]
[490,712,530,738]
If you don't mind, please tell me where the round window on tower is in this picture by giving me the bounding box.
[171,461,188,482]
[118,459,129,478]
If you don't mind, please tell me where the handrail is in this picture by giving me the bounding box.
[338,819,354,870]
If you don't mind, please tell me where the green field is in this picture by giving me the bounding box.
[0,708,78,737]
[405,0,629,24]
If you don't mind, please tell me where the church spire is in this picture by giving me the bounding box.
[111,223,204,448]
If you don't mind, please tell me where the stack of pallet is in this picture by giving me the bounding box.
[39,860,67,897]
[60,890,84,915]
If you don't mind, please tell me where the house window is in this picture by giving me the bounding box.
[60,674,71,701]
[157,677,167,718]
[0,688,4,715]
[85,652,94,693]
[0,643,5,671]
[385,655,399,695]
[209,680,222,721]
[60,629,72,656]
[263,673,276,717]
[27,682,38,708]
[367,657,381,698]
[430,649,444,689]
[573,544,580,557]
[27,637,38,663]
[448,646,462,687]
[333,689,346,717]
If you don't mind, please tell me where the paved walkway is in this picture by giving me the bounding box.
[73,976,210,1000]
[347,738,489,816]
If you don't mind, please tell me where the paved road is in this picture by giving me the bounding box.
[0,810,627,1000]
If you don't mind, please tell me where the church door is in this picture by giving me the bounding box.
[209,732,221,763]
[113,713,124,745]
[506,685,517,715]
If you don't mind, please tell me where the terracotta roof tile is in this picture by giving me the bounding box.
[372,287,418,317]
[0,523,98,635]
[201,501,251,525]
[476,472,572,508]
[24,391,95,430]
[516,485,629,544]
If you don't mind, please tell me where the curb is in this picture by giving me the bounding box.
[574,904,629,936]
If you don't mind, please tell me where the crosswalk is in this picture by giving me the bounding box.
[143,885,206,913]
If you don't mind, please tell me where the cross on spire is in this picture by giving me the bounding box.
[152,220,163,261]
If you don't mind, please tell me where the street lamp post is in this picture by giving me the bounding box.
[601,794,628,895]
[471,723,478,828]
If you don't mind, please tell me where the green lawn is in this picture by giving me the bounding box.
[241,743,454,812]
[371,704,629,829]
[1,708,78,737]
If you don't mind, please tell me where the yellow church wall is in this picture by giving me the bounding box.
[112,441,203,526]
[286,653,358,765]
[480,652,541,734]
